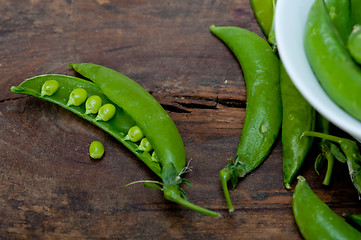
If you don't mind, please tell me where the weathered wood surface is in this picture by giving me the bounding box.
[0,0,360,239]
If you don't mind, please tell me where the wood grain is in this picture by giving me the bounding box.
[0,0,360,239]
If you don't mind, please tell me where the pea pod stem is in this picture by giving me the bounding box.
[323,150,335,185]
[303,130,361,196]
[163,185,220,217]
[219,168,234,212]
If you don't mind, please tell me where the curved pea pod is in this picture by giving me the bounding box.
[210,25,282,212]
[10,75,163,177]
[324,0,352,45]
[305,0,361,121]
[293,176,361,240]
[69,63,219,217]
[250,0,274,38]
[281,63,315,189]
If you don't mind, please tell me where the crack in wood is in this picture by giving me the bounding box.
[162,94,246,113]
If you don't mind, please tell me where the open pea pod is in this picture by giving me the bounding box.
[11,64,219,217]
[10,74,161,176]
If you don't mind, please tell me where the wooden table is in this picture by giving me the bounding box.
[1,0,360,239]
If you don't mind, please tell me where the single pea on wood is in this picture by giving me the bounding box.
[89,140,105,159]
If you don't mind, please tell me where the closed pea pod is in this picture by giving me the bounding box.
[293,176,361,239]
[305,0,361,121]
[69,63,219,217]
[210,25,282,211]
[250,0,274,38]
[324,0,353,45]
[281,62,315,189]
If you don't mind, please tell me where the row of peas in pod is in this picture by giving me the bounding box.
[40,79,159,162]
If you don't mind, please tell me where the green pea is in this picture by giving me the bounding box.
[85,95,102,115]
[151,151,159,163]
[89,141,104,159]
[125,126,144,142]
[67,88,87,106]
[137,138,153,152]
[95,103,116,121]
[41,80,59,96]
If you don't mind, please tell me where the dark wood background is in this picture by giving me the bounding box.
[0,0,360,239]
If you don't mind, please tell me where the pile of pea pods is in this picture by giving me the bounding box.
[9,0,361,238]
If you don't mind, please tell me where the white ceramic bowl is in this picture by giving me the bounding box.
[275,0,361,140]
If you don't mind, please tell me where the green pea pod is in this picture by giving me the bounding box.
[210,25,282,212]
[250,0,274,38]
[344,213,361,229]
[293,176,361,240]
[305,0,361,121]
[11,67,219,217]
[281,63,315,189]
[69,63,219,217]
[267,0,277,51]
[325,0,352,45]
[69,63,185,177]
[10,74,162,176]
[351,0,361,25]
